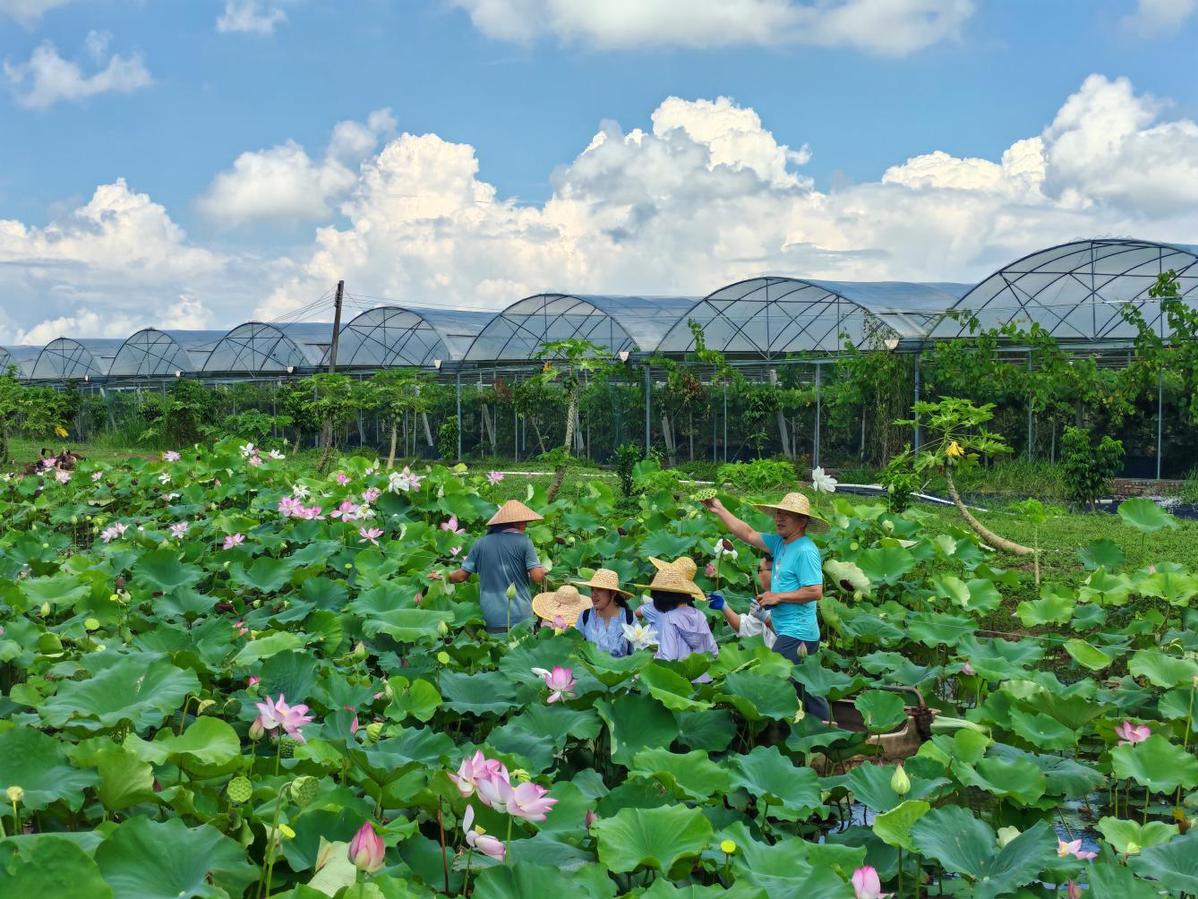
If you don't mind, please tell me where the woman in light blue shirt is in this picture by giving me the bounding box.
[572,568,634,657]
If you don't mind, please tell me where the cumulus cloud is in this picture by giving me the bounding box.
[196,109,397,224]
[1123,0,1196,34]
[217,0,288,34]
[450,0,974,54]
[3,31,151,109]
[0,0,71,24]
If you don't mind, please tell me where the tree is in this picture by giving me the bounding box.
[534,338,609,502]
[299,373,368,473]
[897,397,1034,556]
[370,369,431,468]
[0,373,70,464]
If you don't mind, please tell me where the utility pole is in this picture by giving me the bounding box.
[327,280,345,373]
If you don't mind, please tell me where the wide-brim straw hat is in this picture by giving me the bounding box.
[753,492,827,532]
[649,556,698,580]
[531,584,591,625]
[634,566,706,600]
[572,568,632,597]
[487,499,544,527]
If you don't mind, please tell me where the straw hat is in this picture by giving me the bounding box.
[634,566,706,600]
[487,499,544,527]
[753,492,827,532]
[531,584,591,625]
[649,556,699,580]
[572,568,632,597]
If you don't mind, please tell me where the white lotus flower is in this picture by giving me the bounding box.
[239,442,256,458]
[291,482,310,499]
[712,540,738,561]
[622,621,658,651]
[811,467,838,494]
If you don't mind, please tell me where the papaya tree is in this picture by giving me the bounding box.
[534,338,609,502]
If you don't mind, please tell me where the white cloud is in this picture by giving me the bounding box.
[0,0,71,25]
[1123,0,1196,34]
[3,32,151,109]
[196,109,396,224]
[216,0,287,34]
[450,0,974,55]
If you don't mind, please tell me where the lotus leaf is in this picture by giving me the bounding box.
[1111,734,1198,794]
[592,804,713,874]
[911,809,1055,899]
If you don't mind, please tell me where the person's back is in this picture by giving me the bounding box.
[463,530,540,630]
[641,602,718,661]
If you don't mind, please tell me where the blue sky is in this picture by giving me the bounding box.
[1,0,1197,341]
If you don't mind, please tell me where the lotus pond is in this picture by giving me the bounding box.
[1,437,1196,898]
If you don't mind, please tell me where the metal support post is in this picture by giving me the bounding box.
[814,365,822,469]
[455,372,462,461]
[1156,370,1163,480]
[722,383,728,464]
[643,364,651,454]
[913,353,922,451]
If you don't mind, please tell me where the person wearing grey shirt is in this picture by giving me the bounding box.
[433,499,547,633]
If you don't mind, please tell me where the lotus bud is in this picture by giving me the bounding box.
[6,786,24,803]
[348,821,386,873]
[890,764,911,797]
[348,641,367,662]
[248,715,266,741]
[437,621,449,636]
[365,722,384,742]
[39,602,50,617]
[94,644,106,652]
[505,583,517,600]
[995,826,1020,848]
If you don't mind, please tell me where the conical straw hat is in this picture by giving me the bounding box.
[487,499,544,527]
[753,491,826,532]
[634,566,706,600]
[531,584,591,625]
[649,556,698,580]
[572,568,632,597]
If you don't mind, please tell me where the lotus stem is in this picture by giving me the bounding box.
[437,797,450,895]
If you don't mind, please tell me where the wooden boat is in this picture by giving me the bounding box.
[826,685,937,761]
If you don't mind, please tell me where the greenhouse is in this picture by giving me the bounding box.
[337,306,495,368]
[108,329,227,379]
[0,345,43,378]
[201,322,333,376]
[28,337,125,381]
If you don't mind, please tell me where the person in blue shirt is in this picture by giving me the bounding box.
[570,568,635,657]
[702,491,830,721]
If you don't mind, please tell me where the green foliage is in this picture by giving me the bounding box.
[716,459,794,493]
[1060,426,1124,508]
[614,442,642,498]
[437,416,459,461]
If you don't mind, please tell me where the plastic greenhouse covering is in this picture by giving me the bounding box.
[29,338,125,381]
[337,307,495,367]
[108,329,227,378]
[0,345,44,378]
[201,322,333,375]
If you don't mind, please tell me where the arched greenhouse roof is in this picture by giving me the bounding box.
[109,329,227,378]
[202,322,333,375]
[0,345,44,379]
[656,278,971,357]
[926,238,1198,343]
[29,338,125,381]
[337,307,497,367]
[463,294,699,362]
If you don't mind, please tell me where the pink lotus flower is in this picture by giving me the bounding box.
[1057,839,1098,860]
[55,468,71,484]
[234,620,248,637]
[100,522,128,543]
[90,471,103,481]
[162,451,181,462]
[450,545,462,558]
[462,805,506,861]
[852,866,891,899]
[348,821,385,873]
[336,473,350,485]
[296,504,324,520]
[359,527,383,546]
[506,781,558,822]
[551,614,567,630]
[1116,721,1151,745]
[330,500,360,520]
[255,693,315,743]
[223,533,245,550]
[441,515,465,534]
[584,809,597,830]
[1067,882,1082,899]
[705,562,716,578]
[278,495,303,517]
[531,666,575,704]
[449,751,509,800]
[961,661,975,676]
[247,675,260,687]
[487,471,505,485]
[476,774,514,812]
[169,522,189,539]
[247,455,263,467]
[362,487,381,503]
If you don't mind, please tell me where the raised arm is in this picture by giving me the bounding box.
[702,498,768,552]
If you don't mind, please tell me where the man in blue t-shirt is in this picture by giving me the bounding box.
[703,491,830,721]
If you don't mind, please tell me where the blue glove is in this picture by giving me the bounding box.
[707,592,725,610]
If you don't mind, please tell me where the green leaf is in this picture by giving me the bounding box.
[384,676,442,723]
[1128,649,1198,688]
[1063,639,1114,672]
[638,663,710,713]
[594,694,679,768]
[439,671,520,716]
[132,548,204,593]
[1117,498,1178,534]
[872,799,930,852]
[911,810,1055,899]
[96,748,157,812]
[1078,538,1125,571]
[231,631,307,666]
[162,717,241,769]
[1016,593,1075,627]
[834,761,949,814]
[94,816,257,899]
[592,804,713,874]
[41,655,200,733]
[1007,707,1078,751]
[1111,735,1198,794]
[228,555,301,592]
[629,748,731,801]
[716,671,798,721]
[1085,860,1164,899]
[0,726,99,811]
[1131,830,1198,894]
[1095,817,1178,854]
[729,746,822,820]
[0,836,113,897]
[675,709,736,752]
[19,572,90,612]
[853,690,908,733]
[471,862,607,899]
[856,546,914,585]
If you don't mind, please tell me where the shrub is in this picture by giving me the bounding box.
[881,453,919,513]
[436,418,459,462]
[1060,426,1124,510]
[716,459,794,493]
[614,443,642,498]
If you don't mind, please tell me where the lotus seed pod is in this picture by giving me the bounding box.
[290,775,319,807]
[436,651,450,665]
[84,617,100,631]
[226,776,253,804]
[6,786,24,803]
[37,632,62,653]
[196,699,216,714]
[278,736,298,758]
